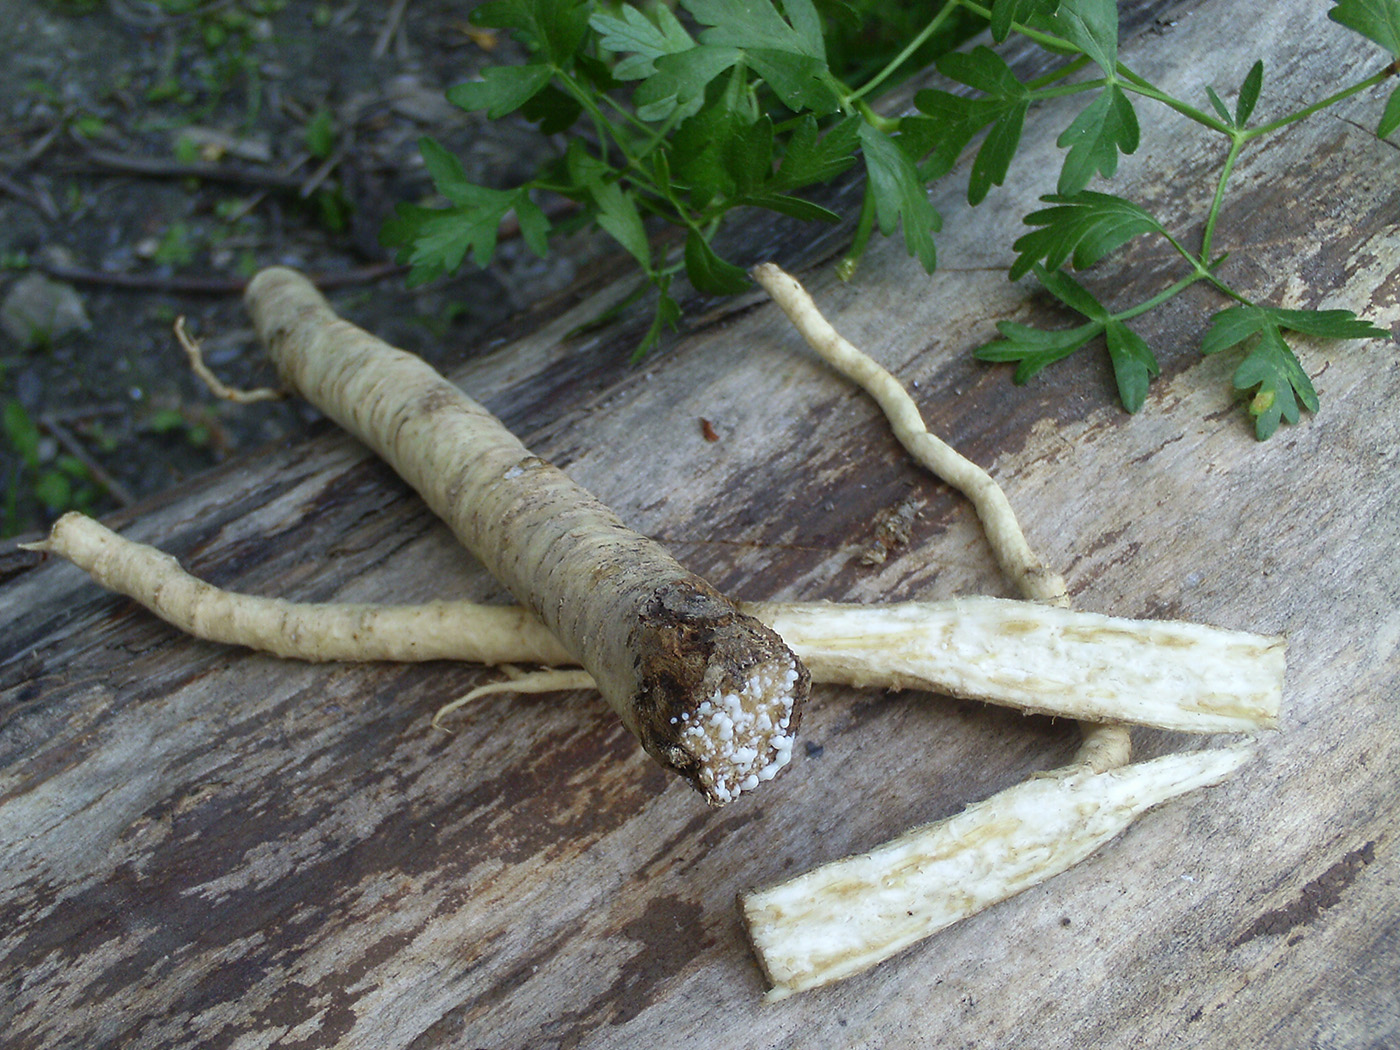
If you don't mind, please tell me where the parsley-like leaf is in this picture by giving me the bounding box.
[590,4,694,80]
[1010,191,1164,280]
[1200,304,1387,438]
[1039,0,1119,74]
[990,0,1061,43]
[634,46,742,122]
[685,0,841,114]
[1328,0,1400,56]
[929,47,1031,204]
[979,265,1159,411]
[635,278,683,361]
[1236,61,1264,125]
[1104,318,1160,412]
[446,64,553,118]
[684,230,751,295]
[858,122,941,272]
[772,115,859,190]
[380,137,549,283]
[975,319,1104,383]
[1056,84,1139,194]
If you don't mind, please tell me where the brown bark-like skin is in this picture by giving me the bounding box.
[245,268,808,803]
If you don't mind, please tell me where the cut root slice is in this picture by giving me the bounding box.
[741,744,1255,1000]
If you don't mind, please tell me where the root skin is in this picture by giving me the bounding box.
[32,514,1282,734]
[243,267,809,805]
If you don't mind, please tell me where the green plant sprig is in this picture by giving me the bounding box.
[381,0,1398,436]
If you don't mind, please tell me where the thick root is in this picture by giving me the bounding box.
[244,267,809,805]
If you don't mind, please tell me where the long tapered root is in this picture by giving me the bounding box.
[751,262,1068,606]
[242,267,808,805]
[29,513,1284,734]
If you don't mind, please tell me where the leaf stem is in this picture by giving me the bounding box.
[837,183,878,281]
[1243,65,1397,138]
[1112,270,1208,321]
[848,0,963,103]
[1114,66,1232,133]
[1200,135,1244,261]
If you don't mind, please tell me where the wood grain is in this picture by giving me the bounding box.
[3,1,1398,1047]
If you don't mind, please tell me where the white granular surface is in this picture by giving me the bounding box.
[672,656,801,803]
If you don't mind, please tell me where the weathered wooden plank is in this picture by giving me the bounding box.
[2,0,1398,1048]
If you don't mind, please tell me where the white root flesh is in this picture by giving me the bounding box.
[741,744,1256,1000]
[243,268,809,806]
[28,513,1283,734]
[752,597,1282,733]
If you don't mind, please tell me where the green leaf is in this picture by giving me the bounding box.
[1056,84,1139,194]
[990,0,1060,42]
[912,89,999,180]
[858,121,940,272]
[1328,0,1400,56]
[1199,303,1386,438]
[447,64,553,118]
[1378,83,1400,138]
[1236,61,1264,125]
[683,0,841,114]
[591,4,694,79]
[975,318,1104,384]
[772,115,859,190]
[684,230,751,295]
[936,46,1027,97]
[471,0,591,66]
[688,0,826,58]
[1204,85,1232,125]
[734,192,841,223]
[634,280,683,361]
[634,45,741,121]
[1010,191,1165,281]
[417,136,473,202]
[1041,0,1119,74]
[928,47,1031,204]
[1034,262,1110,320]
[969,100,1029,205]
[380,182,549,283]
[668,79,771,203]
[1232,326,1316,439]
[593,181,651,271]
[519,83,583,134]
[1104,318,1160,412]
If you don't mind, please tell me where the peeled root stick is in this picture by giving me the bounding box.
[28,513,1283,733]
[243,267,808,806]
[741,744,1255,1000]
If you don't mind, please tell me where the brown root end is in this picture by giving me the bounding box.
[630,580,810,806]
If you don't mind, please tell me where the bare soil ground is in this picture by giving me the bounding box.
[0,0,616,538]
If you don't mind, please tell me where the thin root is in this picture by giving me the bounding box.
[433,667,596,730]
[175,316,284,404]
